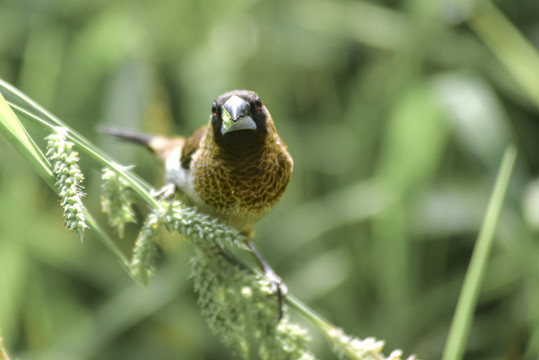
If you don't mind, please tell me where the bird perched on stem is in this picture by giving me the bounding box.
[101,90,293,317]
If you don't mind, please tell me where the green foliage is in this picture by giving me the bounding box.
[46,128,88,240]
[163,200,315,359]
[101,167,137,238]
[129,208,160,287]
[1,0,539,359]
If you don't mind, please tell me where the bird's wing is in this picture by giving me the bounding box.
[180,126,207,169]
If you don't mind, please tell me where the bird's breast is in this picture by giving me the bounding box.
[190,144,292,231]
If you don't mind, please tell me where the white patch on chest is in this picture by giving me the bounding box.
[164,146,203,205]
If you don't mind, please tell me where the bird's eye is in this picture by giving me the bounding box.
[211,102,218,116]
[254,98,263,111]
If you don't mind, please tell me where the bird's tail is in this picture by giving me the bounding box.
[98,126,156,148]
[98,126,184,163]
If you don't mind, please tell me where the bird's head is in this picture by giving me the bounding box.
[209,90,272,150]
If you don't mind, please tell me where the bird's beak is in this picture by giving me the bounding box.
[221,95,257,135]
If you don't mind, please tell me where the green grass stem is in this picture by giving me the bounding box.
[0,92,53,185]
[442,145,517,360]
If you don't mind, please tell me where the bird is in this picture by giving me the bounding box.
[100,90,293,317]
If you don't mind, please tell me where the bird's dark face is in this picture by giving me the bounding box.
[210,90,269,150]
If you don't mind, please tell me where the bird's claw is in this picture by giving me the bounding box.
[150,183,176,201]
[243,240,287,321]
[264,270,288,321]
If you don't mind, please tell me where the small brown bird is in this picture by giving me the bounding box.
[101,90,293,314]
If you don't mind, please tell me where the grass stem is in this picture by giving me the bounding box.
[442,145,517,360]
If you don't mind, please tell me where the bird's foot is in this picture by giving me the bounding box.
[263,269,288,321]
[150,183,176,201]
[244,239,287,321]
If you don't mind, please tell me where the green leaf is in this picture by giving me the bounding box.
[0,91,53,184]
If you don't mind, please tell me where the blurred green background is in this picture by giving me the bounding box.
[1,0,539,359]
